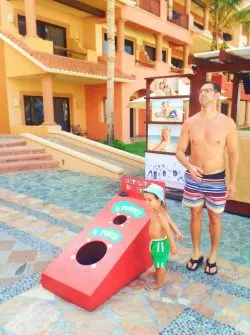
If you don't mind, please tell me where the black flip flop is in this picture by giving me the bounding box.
[186,256,204,271]
[204,258,217,275]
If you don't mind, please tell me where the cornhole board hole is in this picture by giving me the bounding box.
[42,176,166,311]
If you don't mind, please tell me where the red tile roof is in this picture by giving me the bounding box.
[0,30,135,81]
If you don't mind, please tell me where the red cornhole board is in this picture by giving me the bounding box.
[42,177,166,311]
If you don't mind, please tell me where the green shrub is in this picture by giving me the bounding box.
[101,139,127,151]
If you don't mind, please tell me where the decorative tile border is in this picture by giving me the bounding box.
[0,221,61,303]
[0,272,42,303]
[168,262,250,300]
[0,222,61,258]
[159,308,245,335]
[0,199,82,234]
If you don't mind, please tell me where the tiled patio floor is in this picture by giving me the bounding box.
[0,169,250,335]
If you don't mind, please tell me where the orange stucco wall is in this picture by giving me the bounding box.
[0,41,10,133]
[85,84,107,140]
[85,83,129,142]
[138,109,146,136]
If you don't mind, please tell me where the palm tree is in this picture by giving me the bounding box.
[210,0,250,50]
[106,0,115,144]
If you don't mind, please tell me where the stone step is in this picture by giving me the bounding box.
[0,153,52,163]
[0,160,59,173]
[0,139,26,148]
[0,146,45,156]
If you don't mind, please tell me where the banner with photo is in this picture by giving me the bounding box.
[151,98,184,122]
[152,77,190,96]
[147,123,181,154]
[145,152,186,189]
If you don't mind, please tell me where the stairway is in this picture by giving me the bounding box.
[0,138,59,173]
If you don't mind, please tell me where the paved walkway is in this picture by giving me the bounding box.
[0,169,250,334]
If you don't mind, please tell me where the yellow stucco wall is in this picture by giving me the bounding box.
[6,77,86,132]
[3,0,89,56]
[0,41,10,134]
[4,44,42,78]
[226,132,250,204]
[237,101,246,126]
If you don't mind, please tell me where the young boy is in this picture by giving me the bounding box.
[143,183,183,290]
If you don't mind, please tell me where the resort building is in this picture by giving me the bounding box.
[0,0,249,142]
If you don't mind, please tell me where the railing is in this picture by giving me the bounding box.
[135,51,155,68]
[193,21,204,30]
[167,8,189,29]
[139,0,160,16]
[53,45,87,59]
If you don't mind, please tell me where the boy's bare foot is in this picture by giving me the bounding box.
[144,282,162,291]
[148,271,156,279]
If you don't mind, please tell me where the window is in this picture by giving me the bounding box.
[194,21,204,30]
[144,45,156,61]
[223,33,232,41]
[24,96,44,126]
[18,15,26,36]
[171,57,183,68]
[221,103,229,116]
[162,50,167,63]
[125,39,134,55]
[104,33,117,56]
[17,15,67,56]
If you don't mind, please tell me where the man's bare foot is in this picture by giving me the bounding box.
[186,255,204,271]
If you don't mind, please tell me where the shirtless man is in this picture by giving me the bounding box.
[176,81,239,275]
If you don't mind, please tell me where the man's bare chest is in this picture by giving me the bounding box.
[189,123,227,146]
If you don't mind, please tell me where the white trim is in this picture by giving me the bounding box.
[0,32,134,82]
[194,47,250,60]
[48,129,145,164]
[20,133,124,174]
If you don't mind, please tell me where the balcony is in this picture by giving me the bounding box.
[53,46,87,60]
[139,0,160,16]
[167,8,189,29]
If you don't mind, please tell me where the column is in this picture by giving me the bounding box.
[160,0,167,21]
[117,19,125,53]
[185,0,191,15]
[228,100,232,118]
[233,24,242,47]
[156,33,163,62]
[24,0,37,37]
[167,0,173,19]
[41,74,55,125]
[203,5,209,30]
[245,101,250,126]
[183,44,189,69]
[231,74,240,123]
[0,0,3,27]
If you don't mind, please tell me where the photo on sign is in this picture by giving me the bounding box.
[152,77,190,96]
[151,98,184,122]
[153,77,178,96]
[147,123,181,154]
[145,152,187,189]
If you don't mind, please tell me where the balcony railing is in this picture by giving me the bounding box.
[193,21,204,30]
[139,0,160,16]
[53,45,87,59]
[167,8,189,29]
